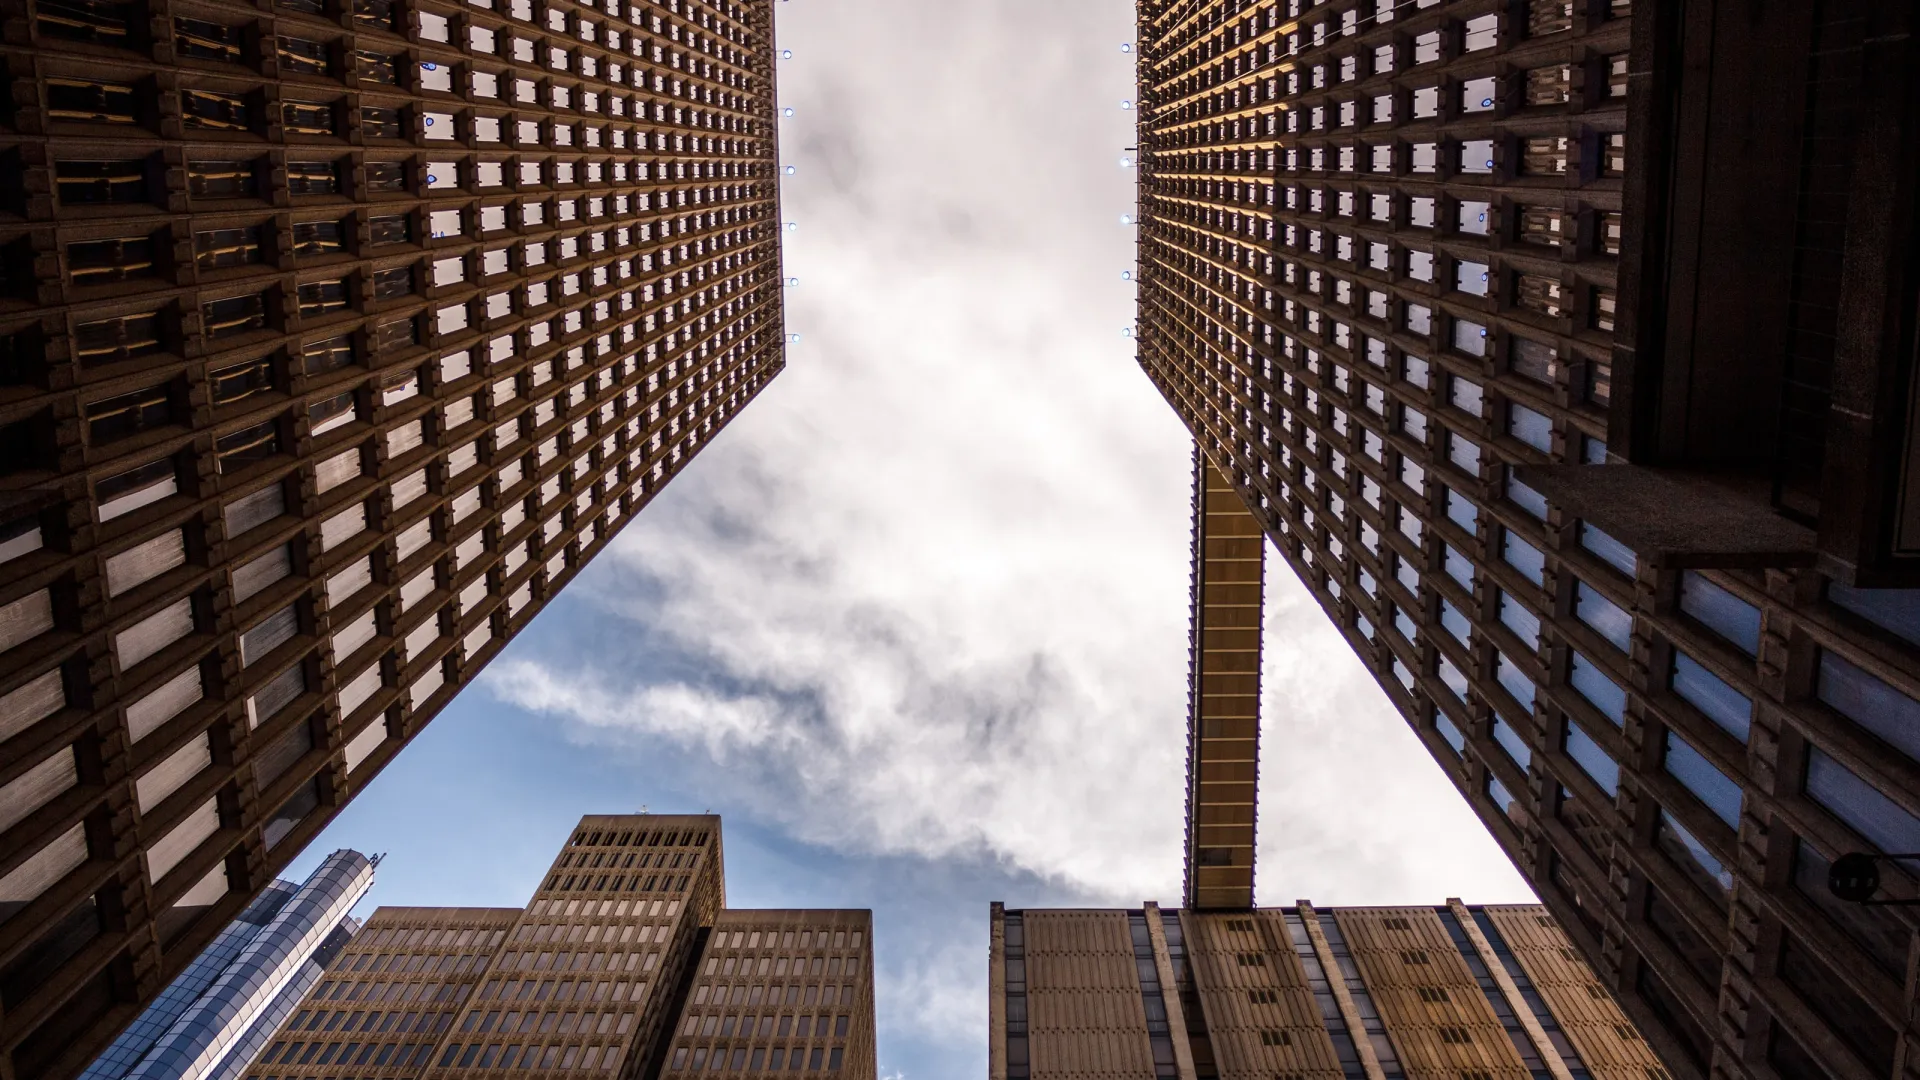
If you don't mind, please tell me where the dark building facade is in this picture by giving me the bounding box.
[0,0,789,1074]
[1133,3,1918,1080]
[989,900,1670,1080]
[235,814,876,1080]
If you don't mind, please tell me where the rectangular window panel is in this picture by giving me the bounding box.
[0,824,86,924]
[147,797,220,883]
[0,670,66,745]
[134,733,211,814]
[0,746,77,833]
[105,530,187,598]
[1665,731,1741,830]
[1816,650,1920,764]
[1670,651,1752,743]
[1568,652,1626,725]
[1655,809,1732,902]
[115,596,194,669]
[1492,717,1531,770]
[1564,723,1619,796]
[1679,572,1761,655]
[1805,748,1920,860]
[1574,580,1631,651]
[1579,522,1636,577]
[126,666,202,743]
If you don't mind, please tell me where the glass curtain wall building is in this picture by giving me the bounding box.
[0,0,788,1075]
[82,850,372,1080]
[1131,1,1919,1079]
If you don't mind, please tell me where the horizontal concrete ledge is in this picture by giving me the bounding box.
[1516,464,1818,570]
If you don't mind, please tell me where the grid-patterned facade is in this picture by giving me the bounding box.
[1133,4,1919,1080]
[658,909,875,1080]
[0,0,786,1074]
[988,900,1668,1080]
[246,906,520,1079]
[239,815,876,1080]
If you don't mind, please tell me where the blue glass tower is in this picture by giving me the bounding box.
[78,852,374,1080]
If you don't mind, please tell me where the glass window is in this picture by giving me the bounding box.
[1790,840,1910,979]
[1435,713,1466,754]
[1805,748,1920,859]
[1502,530,1545,586]
[1816,650,1920,764]
[1574,580,1631,651]
[1564,723,1619,795]
[1579,521,1636,577]
[1498,591,1540,648]
[1776,931,1897,1077]
[1506,468,1547,519]
[1670,651,1752,743]
[1438,598,1470,644]
[1444,488,1477,532]
[1508,402,1552,452]
[1487,774,1521,819]
[1568,652,1626,725]
[1679,572,1761,655]
[1665,731,1741,830]
[1826,582,1920,648]
[1438,657,1469,701]
[1492,716,1532,770]
[1495,652,1535,711]
[1443,544,1474,589]
[1656,808,1733,902]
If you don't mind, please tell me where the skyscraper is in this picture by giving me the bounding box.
[0,0,788,1075]
[237,814,875,1079]
[1132,2,1918,1079]
[988,899,1670,1080]
[81,850,373,1080]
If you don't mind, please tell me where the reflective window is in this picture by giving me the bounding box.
[1816,650,1920,764]
[1827,582,1920,648]
[1679,572,1761,655]
[1568,651,1626,725]
[1497,591,1540,648]
[1564,723,1619,795]
[1492,716,1531,770]
[1805,748,1920,859]
[1435,713,1466,754]
[1494,652,1535,711]
[1574,579,1631,651]
[1654,809,1732,902]
[1502,530,1544,586]
[1665,732,1741,829]
[1670,651,1752,742]
[1579,521,1636,577]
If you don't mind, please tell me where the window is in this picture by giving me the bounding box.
[1826,583,1920,647]
[1436,713,1466,755]
[1643,887,1721,992]
[1502,530,1545,586]
[1494,652,1535,711]
[1805,748,1920,859]
[1655,809,1732,901]
[1776,931,1896,1076]
[1498,592,1540,649]
[1508,403,1551,452]
[1492,716,1531,770]
[1574,580,1630,651]
[1486,774,1521,820]
[1579,522,1636,577]
[1563,723,1618,796]
[1664,731,1741,829]
[1568,652,1626,725]
[1678,572,1761,654]
[1815,650,1920,763]
[1669,651,1752,742]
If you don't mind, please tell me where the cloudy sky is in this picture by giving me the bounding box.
[285,1,1532,1075]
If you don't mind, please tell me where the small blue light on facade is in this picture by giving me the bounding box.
[783,107,795,117]
[1121,43,1133,53]
[781,49,793,58]
[1122,327,1134,338]
[790,333,801,343]
[1481,98,1493,108]
[423,62,437,70]
[784,165,796,175]
[1121,100,1133,110]
[786,222,797,232]
[1122,271,1133,281]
